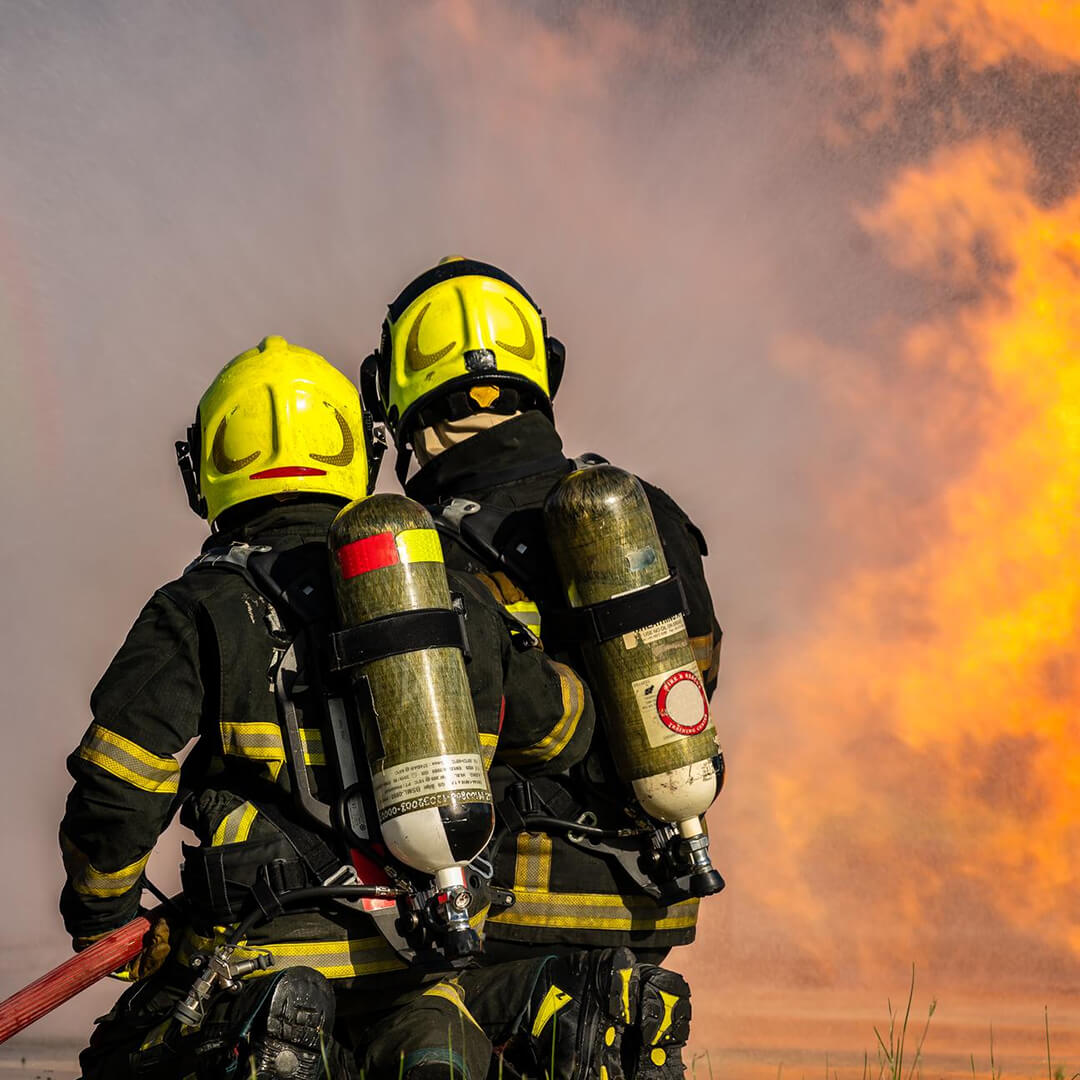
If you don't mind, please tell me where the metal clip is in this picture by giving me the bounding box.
[467,855,494,882]
[567,811,599,845]
[321,863,360,888]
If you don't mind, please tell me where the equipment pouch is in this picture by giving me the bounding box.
[180,836,306,926]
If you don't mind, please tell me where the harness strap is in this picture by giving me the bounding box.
[543,572,688,645]
[329,599,470,672]
[252,799,343,884]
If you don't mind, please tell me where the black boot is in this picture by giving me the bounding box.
[626,965,691,1079]
[248,967,336,1080]
[525,946,640,1080]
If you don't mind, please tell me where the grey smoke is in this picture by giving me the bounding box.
[0,0,1058,1049]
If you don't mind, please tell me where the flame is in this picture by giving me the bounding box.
[838,0,1080,79]
[730,3,1080,984]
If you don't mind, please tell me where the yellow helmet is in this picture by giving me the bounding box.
[176,335,381,524]
[360,257,565,455]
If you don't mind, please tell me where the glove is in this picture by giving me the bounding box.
[473,569,530,607]
[73,914,172,982]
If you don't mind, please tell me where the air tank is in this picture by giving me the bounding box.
[544,464,723,896]
[328,494,494,952]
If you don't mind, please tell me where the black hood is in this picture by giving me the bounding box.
[404,412,568,504]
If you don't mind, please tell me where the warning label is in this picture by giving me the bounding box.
[621,613,686,651]
[632,665,710,748]
[373,754,489,823]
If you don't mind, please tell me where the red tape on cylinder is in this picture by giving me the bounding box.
[337,531,399,578]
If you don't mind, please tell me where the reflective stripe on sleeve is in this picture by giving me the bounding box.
[488,891,700,933]
[76,723,180,794]
[60,833,151,898]
[498,664,585,766]
[210,802,259,846]
[505,599,542,638]
[219,722,325,782]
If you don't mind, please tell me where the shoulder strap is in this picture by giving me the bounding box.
[430,498,551,600]
[184,541,273,580]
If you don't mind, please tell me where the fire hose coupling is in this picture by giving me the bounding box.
[173,945,274,1027]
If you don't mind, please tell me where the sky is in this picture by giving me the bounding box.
[1,0,1079,1055]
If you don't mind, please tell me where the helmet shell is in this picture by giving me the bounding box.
[377,259,554,444]
[196,335,369,524]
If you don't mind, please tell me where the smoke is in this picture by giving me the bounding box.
[1,0,1077,1051]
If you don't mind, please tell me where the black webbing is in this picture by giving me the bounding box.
[253,799,343,885]
[543,573,689,644]
[329,603,470,672]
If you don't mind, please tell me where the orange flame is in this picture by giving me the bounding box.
[732,3,1080,984]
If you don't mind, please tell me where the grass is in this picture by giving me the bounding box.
[756,968,1080,1080]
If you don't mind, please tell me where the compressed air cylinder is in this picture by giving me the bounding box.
[328,495,494,890]
[544,466,720,827]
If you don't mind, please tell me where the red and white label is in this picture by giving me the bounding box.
[632,664,712,748]
[655,669,709,735]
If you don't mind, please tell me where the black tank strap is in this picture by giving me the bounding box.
[543,572,688,645]
[328,597,470,672]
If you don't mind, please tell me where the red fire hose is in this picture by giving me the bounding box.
[0,916,150,1044]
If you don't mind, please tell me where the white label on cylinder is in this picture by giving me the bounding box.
[621,612,686,651]
[372,753,489,823]
[631,664,711,748]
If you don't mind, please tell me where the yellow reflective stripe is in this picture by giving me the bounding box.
[77,723,180,794]
[422,980,484,1032]
[513,833,553,892]
[219,723,324,777]
[396,528,443,564]
[60,833,151,898]
[688,633,713,677]
[505,599,541,636]
[220,721,282,759]
[178,928,408,980]
[210,802,259,846]
[140,1020,172,1049]
[706,638,721,684]
[690,632,721,687]
[489,890,699,932]
[478,731,498,771]
[499,664,585,766]
[299,727,325,766]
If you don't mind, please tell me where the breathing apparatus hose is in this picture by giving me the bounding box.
[227,884,406,946]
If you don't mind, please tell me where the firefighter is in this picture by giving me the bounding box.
[60,335,600,1080]
[361,258,725,1078]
